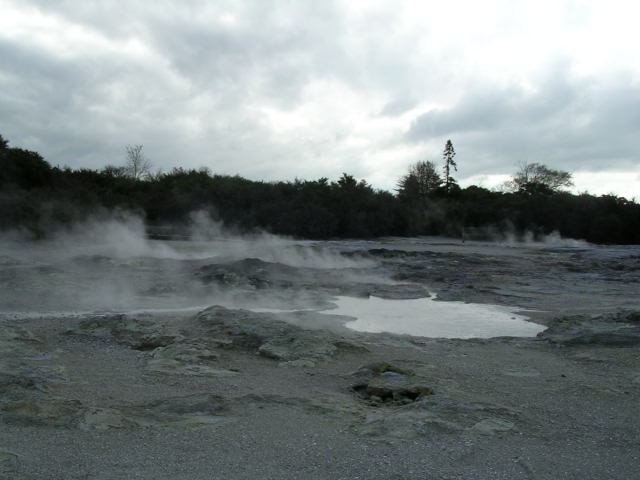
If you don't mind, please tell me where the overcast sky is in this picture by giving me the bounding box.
[1,0,639,199]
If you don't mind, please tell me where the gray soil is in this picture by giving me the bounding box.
[1,237,639,479]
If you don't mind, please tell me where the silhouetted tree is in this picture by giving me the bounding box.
[124,144,152,180]
[507,161,573,194]
[336,173,358,190]
[442,140,457,192]
[397,160,442,203]
[1,134,638,244]
[101,165,127,178]
[0,147,52,189]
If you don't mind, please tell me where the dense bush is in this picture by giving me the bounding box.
[0,135,638,244]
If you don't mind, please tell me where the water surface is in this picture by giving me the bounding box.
[326,295,544,338]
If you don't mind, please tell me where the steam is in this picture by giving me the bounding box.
[3,209,371,266]
[464,223,590,248]
[0,210,374,315]
[504,230,590,248]
[51,213,164,259]
[183,210,374,269]
[0,210,591,317]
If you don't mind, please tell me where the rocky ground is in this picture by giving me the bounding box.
[1,237,639,479]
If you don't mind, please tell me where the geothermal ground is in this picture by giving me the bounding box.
[1,230,639,480]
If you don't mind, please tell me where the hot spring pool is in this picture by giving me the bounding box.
[324,295,544,338]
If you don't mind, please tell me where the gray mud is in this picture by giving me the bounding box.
[1,237,639,479]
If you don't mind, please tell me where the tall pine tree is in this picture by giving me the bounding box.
[442,139,457,192]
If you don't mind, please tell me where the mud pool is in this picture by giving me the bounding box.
[325,295,544,338]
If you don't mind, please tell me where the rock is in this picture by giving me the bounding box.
[352,362,414,378]
[237,393,362,417]
[355,412,459,439]
[351,382,433,405]
[502,368,541,377]
[258,337,337,361]
[0,323,78,432]
[538,312,640,346]
[0,324,73,430]
[196,307,291,349]
[569,352,613,362]
[196,258,302,290]
[1,398,84,428]
[0,449,19,479]
[145,342,237,376]
[352,397,517,439]
[3,388,229,430]
[195,257,390,299]
[0,357,67,400]
[350,361,432,406]
[80,394,229,430]
[66,315,184,350]
[64,314,126,336]
[0,371,41,394]
[80,407,132,430]
[0,325,43,357]
[196,305,366,363]
[368,284,430,299]
[148,342,218,363]
[278,359,317,368]
[616,311,640,325]
[472,418,515,435]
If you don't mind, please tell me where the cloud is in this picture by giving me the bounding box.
[379,96,420,117]
[406,63,640,177]
[0,1,365,174]
[0,0,638,197]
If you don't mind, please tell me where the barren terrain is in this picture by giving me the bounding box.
[1,234,639,479]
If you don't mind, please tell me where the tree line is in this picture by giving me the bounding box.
[1,134,638,244]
